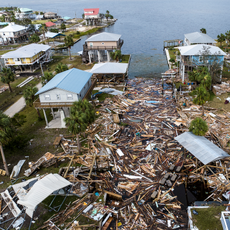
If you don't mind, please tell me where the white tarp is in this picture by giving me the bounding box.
[17,174,71,217]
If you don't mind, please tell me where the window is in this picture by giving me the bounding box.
[45,94,51,100]
[14,58,20,62]
[89,43,93,47]
[199,56,203,62]
[101,42,104,45]
[56,94,61,100]
[67,94,73,100]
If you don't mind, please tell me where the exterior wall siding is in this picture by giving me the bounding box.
[86,41,118,49]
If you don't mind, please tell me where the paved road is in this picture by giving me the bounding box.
[4,82,42,118]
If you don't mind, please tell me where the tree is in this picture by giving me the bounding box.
[64,36,74,60]
[35,11,39,15]
[23,86,38,106]
[110,49,122,62]
[64,100,95,154]
[109,15,114,19]
[0,111,15,176]
[41,72,54,86]
[82,13,85,19]
[200,28,206,34]
[0,15,5,22]
[55,63,69,74]
[190,86,209,116]
[50,28,59,33]
[105,10,110,21]
[27,24,36,34]
[0,67,15,92]
[29,34,40,43]
[217,33,226,46]
[189,117,208,136]
[39,24,47,39]
[60,22,66,32]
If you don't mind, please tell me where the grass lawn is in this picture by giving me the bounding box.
[0,77,40,112]
[168,48,180,60]
[32,19,57,24]
[191,205,225,230]
[46,55,94,73]
[206,92,230,112]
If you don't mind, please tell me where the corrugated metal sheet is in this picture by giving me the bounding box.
[2,43,51,58]
[175,132,229,165]
[90,63,128,74]
[185,32,216,44]
[36,68,92,95]
[86,32,121,42]
[177,44,226,56]
[17,174,71,217]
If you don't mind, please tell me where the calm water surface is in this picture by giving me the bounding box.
[5,0,230,77]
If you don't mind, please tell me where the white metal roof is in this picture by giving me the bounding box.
[86,32,121,42]
[177,44,226,56]
[175,132,229,165]
[0,22,26,32]
[17,174,71,217]
[43,31,65,38]
[90,62,128,74]
[1,43,51,59]
[185,32,216,44]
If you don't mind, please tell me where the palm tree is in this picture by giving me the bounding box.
[64,99,95,154]
[23,86,38,107]
[111,49,122,62]
[29,34,40,43]
[0,67,15,92]
[200,28,206,34]
[0,111,14,176]
[189,117,208,136]
[64,36,74,60]
[191,86,210,116]
[39,24,48,40]
[60,23,66,32]
[55,63,69,74]
[217,33,226,46]
[105,11,110,21]
[41,72,54,86]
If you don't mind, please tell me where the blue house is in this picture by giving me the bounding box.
[177,45,226,82]
[34,68,95,127]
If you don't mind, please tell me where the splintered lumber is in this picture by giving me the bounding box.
[53,136,62,147]
[64,156,74,178]
[113,114,120,123]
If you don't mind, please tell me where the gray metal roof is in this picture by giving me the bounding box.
[2,43,51,58]
[175,132,229,165]
[185,32,216,44]
[36,68,92,95]
[90,63,128,74]
[177,44,226,56]
[86,32,121,42]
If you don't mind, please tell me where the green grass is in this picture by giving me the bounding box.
[32,19,57,24]
[168,48,180,60]
[191,205,225,230]
[0,77,40,112]
[120,55,130,63]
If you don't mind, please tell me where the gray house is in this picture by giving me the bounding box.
[184,32,216,46]
[34,68,95,127]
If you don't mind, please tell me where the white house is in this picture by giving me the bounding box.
[184,32,216,46]
[0,22,28,44]
[15,8,35,20]
[177,44,226,82]
[34,68,95,127]
[84,8,101,26]
[1,43,52,72]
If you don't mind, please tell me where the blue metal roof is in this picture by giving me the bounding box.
[36,68,92,95]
